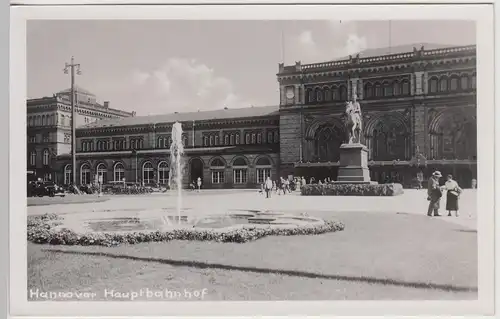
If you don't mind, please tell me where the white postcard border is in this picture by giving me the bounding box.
[9,4,495,317]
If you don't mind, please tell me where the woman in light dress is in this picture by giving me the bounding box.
[444,174,463,217]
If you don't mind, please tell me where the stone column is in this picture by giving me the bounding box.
[414,71,425,95]
[280,85,286,106]
[413,102,426,158]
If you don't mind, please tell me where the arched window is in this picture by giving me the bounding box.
[64,164,72,185]
[401,80,410,95]
[235,133,240,144]
[273,131,279,143]
[313,125,343,162]
[251,133,256,144]
[471,74,476,89]
[214,135,219,146]
[332,86,339,101]
[460,75,469,90]
[96,163,107,184]
[97,140,103,151]
[209,135,214,146]
[29,150,36,166]
[157,137,164,148]
[315,88,322,102]
[130,139,136,150]
[232,157,248,184]
[364,83,373,98]
[306,88,314,103]
[224,135,229,145]
[114,162,125,182]
[393,81,400,96]
[267,131,273,143]
[255,157,272,184]
[210,158,225,184]
[383,82,393,96]
[374,83,383,97]
[142,162,154,185]
[450,77,459,91]
[339,85,347,101]
[439,77,448,92]
[429,78,438,93]
[203,136,208,147]
[257,133,262,144]
[371,121,408,161]
[182,135,188,147]
[157,161,169,185]
[42,149,50,165]
[324,87,332,101]
[167,136,172,148]
[245,133,250,144]
[80,163,91,185]
[230,134,234,145]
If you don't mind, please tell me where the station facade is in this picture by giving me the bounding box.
[27,44,477,189]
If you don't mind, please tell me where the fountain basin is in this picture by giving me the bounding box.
[28,210,345,246]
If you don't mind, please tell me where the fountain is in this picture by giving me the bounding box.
[34,124,344,244]
[169,122,184,225]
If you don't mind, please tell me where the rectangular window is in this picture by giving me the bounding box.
[211,170,225,184]
[233,169,247,184]
[28,136,36,143]
[43,173,51,182]
[256,168,271,184]
[42,135,50,143]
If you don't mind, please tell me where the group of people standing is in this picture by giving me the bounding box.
[427,171,464,217]
[261,176,306,198]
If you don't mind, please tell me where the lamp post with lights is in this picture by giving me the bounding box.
[63,57,81,185]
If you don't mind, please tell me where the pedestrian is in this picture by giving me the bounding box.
[197,177,202,192]
[471,178,477,189]
[265,176,273,198]
[444,174,463,217]
[284,178,290,193]
[427,171,443,217]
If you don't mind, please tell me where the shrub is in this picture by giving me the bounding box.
[301,183,404,196]
[27,214,345,247]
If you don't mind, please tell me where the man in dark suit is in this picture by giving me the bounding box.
[427,171,443,217]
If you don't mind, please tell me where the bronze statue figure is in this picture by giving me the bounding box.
[344,91,363,144]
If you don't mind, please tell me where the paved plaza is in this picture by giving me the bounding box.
[27,190,478,301]
[28,189,477,230]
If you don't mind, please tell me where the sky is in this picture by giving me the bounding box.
[27,20,476,116]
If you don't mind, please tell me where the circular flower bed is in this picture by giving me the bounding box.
[27,213,345,247]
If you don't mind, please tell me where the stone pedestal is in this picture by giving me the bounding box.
[336,143,375,184]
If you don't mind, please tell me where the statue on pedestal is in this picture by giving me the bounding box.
[344,89,363,144]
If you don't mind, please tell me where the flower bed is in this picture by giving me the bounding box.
[301,183,404,196]
[27,213,345,247]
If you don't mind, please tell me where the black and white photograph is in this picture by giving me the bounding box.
[8,3,495,317]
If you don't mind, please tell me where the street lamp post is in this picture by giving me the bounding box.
[132,149,138,184]
[63,57,81,185]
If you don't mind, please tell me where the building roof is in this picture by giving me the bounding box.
[81,105,280,128]
[337,43,458,60]
[58,85,96,96]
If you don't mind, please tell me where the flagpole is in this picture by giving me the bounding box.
[389,20,392,54]
[281,29,285,63]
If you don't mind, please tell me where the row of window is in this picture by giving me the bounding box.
[81,138,145,152]
[305,85,348,104]
[428,74,476,94]
[62,157,273,185]
[28,149,51,166]
[203,131,279,147]
[80,131,280,152]
[28,135,50,144]
[364,80,411,98]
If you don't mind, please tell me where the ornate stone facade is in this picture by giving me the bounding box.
[277,44,477,187]
[27,44,477,189]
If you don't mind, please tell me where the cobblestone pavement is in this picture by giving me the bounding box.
[27,189,477,230]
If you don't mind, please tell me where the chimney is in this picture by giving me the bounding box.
[104,101,109,108]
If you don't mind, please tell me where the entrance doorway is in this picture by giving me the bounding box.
[189,158,204,184]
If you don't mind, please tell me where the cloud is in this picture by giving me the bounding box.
[128,58,254,115]
[289,21,368,63]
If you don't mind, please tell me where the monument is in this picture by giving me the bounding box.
[336,90,376,184]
